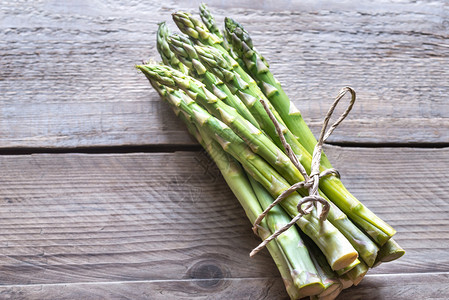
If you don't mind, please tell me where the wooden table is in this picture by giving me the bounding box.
[1,1,448,299]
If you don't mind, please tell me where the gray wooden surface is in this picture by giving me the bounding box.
[1,0,448,299]
[1,0,448,148]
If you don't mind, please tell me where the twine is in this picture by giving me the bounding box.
[250,87,356,257]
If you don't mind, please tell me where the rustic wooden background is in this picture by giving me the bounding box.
[1,0,448,299]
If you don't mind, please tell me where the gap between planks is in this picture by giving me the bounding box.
[0,142,448,156]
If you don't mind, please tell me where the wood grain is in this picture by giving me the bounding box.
[1,0,448,148]
[0,148,447,297]
[329,146,449,275]
[0,273,447,300]
[338,272,449,300]
[1,1,448,299]
[0,278,289,300]
[0,152,278,285]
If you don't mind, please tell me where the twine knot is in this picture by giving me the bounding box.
[250,87,356,257]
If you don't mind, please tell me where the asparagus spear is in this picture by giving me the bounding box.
[173,11,225,52]
[223,17,270,68]
[151,80,304,299]
[199,3,222,38]
[156,22,189,74]
[142,9,403,297]
[167,34,259,127]
[335,259,360,276]
[373,238,405,267]
[248,176,324,296]
[342,261,369,286]
[139,64,358,270]
[302,232,342,298]
[198,3,243,67]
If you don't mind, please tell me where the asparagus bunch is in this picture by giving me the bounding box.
[137,5,404,299]
[222,14,405,264]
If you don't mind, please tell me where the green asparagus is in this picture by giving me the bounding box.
[223,17,396,247]
[193,44,381,264]
[139,63,358,270]
[175,9,247,71]
[248,176,324,297]
[138,8,404,298]
[373,238,405,267]
[156,22,189,74]
[167,34,259,127]
[151,80,304,298]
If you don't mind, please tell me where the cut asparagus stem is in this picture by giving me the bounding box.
[335,259,360,276]
[302,232,342,297]
[373,238,405,267]
[267,241,303,300]
[248,176,324,296]
[139,64,358,270]
[151,80,303,299]
[342,261,368,286]
[222,17,396,246]
[167,34,260,128]
[325,201,378,267]
[193,45,380,265]
[156,22,189,74]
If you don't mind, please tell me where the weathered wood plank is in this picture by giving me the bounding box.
[0,152,277,285]
[0,278,289,300]
[338,272,449,300]
[0,147,448,292]
[1,0,448,148]
[330,146,449,275]
[0,273,447,300]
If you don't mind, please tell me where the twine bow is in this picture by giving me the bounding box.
[250,87,356,257]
